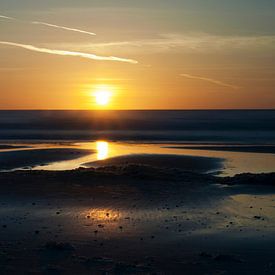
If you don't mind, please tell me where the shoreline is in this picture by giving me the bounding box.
[0,148,93,170]
[165,145,275,154]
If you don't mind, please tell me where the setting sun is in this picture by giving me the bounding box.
[94,90,111,106]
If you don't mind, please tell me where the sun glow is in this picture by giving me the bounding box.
[94,87,112,106]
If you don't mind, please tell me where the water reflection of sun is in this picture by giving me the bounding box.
[96,141,109,160]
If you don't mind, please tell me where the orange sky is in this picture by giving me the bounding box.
[0,0,275,109]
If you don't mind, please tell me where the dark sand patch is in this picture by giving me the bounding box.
[84,154,224,173]
[0,148,94,170]
[0,144,30,150]
[165,145,275,154]
[221,172,275,186]
[0,166,216,199]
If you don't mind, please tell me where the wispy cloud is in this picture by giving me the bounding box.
[180,73,240,90]
[0,13,96,36]
[0,15,15,20]
[0,41,138,64]
[65,33,275,54]
[31,21,96,36]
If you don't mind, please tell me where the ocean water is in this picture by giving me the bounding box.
[0,110,275,143]
[0,110,275,175]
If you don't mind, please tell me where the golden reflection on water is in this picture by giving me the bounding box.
[96,141,109,160]
[19,141,275,175]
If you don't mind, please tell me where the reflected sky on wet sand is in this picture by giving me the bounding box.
[1,192,275,243]
[14,141,275,176]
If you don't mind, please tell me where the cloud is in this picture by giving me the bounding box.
[31,21,96,36]
[64,33,275,54]
[0,13,96,36]
[0,41,138,64]
[0,15,15,20]
[180,73,240,90]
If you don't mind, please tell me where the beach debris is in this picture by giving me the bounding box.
[254,216,262,220]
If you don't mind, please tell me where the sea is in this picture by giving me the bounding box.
[1,110,275,143]
[0,110,275,175]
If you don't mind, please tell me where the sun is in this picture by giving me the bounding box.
[90,84,115,108]
[94,90,111,106]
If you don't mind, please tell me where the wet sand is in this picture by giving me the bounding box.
[165,145,275,154]
[0,167,274,274]
[2,141,275,176]
[0,148,94,170]
[84,154,224,173]
[0,144,30,150]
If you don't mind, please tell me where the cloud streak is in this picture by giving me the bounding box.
[0,13,96,36]
[31,21,96,36]
[0,15,15,20]
[0,41,138,64]
[180,73,240,90]
[67,33,275,54]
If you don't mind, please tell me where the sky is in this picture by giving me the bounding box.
[0,0,275,109]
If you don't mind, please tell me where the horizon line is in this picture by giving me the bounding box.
[0,108,274,111]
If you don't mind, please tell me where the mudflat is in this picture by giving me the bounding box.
[0,166,274,274]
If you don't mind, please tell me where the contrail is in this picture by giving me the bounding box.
[32,21,96,36]
[180,73,240,90]
[0,13,96,36]
[0,41,138,64]
[0,15,15,20]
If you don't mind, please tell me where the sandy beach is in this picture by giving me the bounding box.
[0,148,93,170]
[165,145,275,154]
[0,114,274,274]
[0,165,274,274]
[84,154,224,173]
